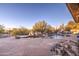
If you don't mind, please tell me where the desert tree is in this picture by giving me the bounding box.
[65,20,76,31]
[32,20,55,36]
[11,27,30,37]
[0,25,5,34]
[45,25,55,35]
[33,20,47,34]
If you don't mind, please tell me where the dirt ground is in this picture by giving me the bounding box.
[0,37,61,56]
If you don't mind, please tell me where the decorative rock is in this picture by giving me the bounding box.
[50,39,79,56]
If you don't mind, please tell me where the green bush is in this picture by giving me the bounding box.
[32,20,55,34]
[10,27,29,36]
[0,25,5,34]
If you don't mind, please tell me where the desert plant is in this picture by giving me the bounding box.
[0,25,5,34]
[32,20,55,35]
[11,27,29,37]
[33,20,47,33]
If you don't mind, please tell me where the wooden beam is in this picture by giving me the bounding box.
[66,3,79,23]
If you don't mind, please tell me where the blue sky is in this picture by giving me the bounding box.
[0,3,73,29]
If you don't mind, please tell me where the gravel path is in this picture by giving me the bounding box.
[0,37,61,56]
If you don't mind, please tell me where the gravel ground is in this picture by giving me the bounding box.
[0,37,62,56]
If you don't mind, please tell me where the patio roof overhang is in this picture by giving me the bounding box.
[66,3,79,23]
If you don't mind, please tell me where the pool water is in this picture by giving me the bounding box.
[51,35,65,39]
